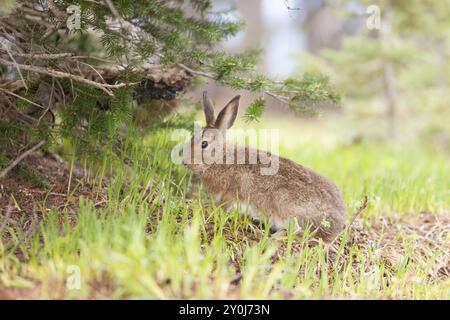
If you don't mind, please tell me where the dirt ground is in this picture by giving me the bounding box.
[0,151,106,224]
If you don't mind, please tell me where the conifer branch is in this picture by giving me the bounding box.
[0,0,339,157]
[0,50,75,60]
[0,58,133,96]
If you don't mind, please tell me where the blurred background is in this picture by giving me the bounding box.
[192,0,450,152]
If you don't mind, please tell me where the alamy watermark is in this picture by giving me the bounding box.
[66,5,81,30]
[64,4,380,32]
[366,5,381,30]
[66,265,81,290]
[171,122,280,176]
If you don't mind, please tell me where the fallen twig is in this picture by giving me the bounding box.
[0,87,45,109]
[329,195,369,246]
[348,195,369,228]
[0,140,45,179]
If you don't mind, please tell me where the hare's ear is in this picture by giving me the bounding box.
[215,95,240,130]
[203,91,215,127]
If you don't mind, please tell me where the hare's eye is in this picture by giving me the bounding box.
[201,141,208,149]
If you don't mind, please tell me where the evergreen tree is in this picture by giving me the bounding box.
[300,0,450,139]
[0,0,339,173]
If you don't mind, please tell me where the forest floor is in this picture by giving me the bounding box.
[0,117,449,299]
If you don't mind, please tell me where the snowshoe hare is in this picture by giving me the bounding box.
[183,92,346,241]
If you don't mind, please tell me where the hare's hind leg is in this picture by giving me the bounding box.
[225,200,290,233]
[227,201,278,230]
[266,216,289,232]
[227,201,261,220]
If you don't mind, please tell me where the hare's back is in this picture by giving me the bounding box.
[270,157,344,208]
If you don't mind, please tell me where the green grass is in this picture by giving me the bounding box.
[0,116,449,299]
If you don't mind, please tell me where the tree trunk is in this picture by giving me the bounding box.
[380,3,397,139]
[383,62,397,139]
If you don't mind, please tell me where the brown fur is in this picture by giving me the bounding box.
[183,92,346,241]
